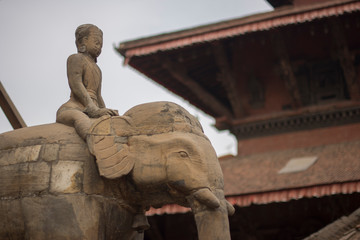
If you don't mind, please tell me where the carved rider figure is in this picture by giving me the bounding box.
[56,24,149,232]
[56,24,118,140]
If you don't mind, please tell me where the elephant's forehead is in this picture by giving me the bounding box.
[90,102,207,138]
[124,101,203,132]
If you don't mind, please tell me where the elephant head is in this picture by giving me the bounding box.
[87,101,234,239]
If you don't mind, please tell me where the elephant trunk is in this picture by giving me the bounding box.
[186,188,234,240]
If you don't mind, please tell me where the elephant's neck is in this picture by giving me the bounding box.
[114,176,148,211]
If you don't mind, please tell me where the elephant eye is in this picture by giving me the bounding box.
[179,151,189,158]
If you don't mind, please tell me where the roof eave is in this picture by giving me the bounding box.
[117,0,359,59]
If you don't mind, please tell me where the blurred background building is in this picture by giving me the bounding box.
[118,0,360,239]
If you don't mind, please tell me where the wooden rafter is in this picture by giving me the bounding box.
[161,57,233,118]
[272,31,302,108]
[0,82,26,129]
[212,42,244,118]
[330,19,360,101]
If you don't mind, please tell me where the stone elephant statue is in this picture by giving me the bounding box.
[0,101,234,240]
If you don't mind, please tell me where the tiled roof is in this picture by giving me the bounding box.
[118,0,360,59]
[222,140,360,196]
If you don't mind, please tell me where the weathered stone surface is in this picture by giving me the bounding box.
[50,161,83,193]
[0,123,82,150]
[0,145,41,166]
[0,199,25,240]
[21,195,89,240]
[0,194,138,240]
[39,143,60,162]
[122,102,205,138]
[0,161,50,197]
[58,143,91,161]
[83,154,105,195]
[0,196,122,240]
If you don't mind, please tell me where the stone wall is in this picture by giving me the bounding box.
[0,123,137,240]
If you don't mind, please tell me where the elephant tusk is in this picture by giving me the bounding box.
[225,200,235,216]
[188,189,232,240]
[192,188,220,209]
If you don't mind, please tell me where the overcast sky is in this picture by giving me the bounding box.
[0,0,272,156]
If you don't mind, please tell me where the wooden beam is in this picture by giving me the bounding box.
[212,42,244,118]
[330,19,360,101]
[0,81,27,129]
[161,58,233,118]
[272,31,302,108]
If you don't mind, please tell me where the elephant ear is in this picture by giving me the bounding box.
[87,116,135,179]
[89,135,133,179]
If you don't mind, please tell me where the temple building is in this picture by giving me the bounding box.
[117,0,360,239]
